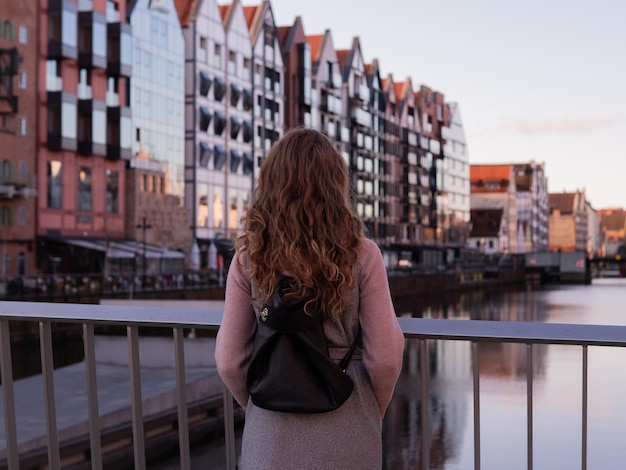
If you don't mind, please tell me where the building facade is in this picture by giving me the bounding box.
[127,0,190,271]
[37,0,132,273]
[0,1,38,279]
[441,102,470,245]
[548,190,588,252]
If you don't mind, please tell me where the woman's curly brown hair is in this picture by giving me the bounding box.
[237,128,364,320]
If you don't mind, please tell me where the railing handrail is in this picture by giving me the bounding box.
[2,301,626,348]
[398,316,626,347]
[0,301,224,329]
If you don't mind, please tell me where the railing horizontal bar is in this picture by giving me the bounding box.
[398,317,626,347]
[0,301,223,329]
[3,302,626,347]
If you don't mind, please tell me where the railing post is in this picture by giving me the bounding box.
[223,384,237,470]
[127,326,146,469]
[173,327,191,470]
[0,320,19,469]
[419,339,430,470]
[83,323,103,470]
[40,321,60,470]
[526,343,533,470]
[472,341,481,470]
[582,345,588,470]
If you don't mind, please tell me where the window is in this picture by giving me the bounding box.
[19,117,26,136]
[47,161,62,209]
[198,36,207,62]
[199,71,211,96]
[213,145,226,170]
[198,142,211,167]
[213,44,221,69]
[106,169,118,213]
[77,167,92,211]
[213,111,226,135]
[230,149,241,172]
[18,71,26,89]
[197,183,208,227]
[198,106,211,132]
[228,50,236,75]
[214,77,225,101]
[0,207,12,226]
[242,58,250,80]
[228,189,237,229]
[230,116,241,139]
[212,186,223,228]
[17,206,26,227]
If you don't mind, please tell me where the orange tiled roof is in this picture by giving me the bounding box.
[243,5,259,31]
[218,3,230,22]
[394,82,404,99]
[336,49,349,69]
[470,164,511,183]
[306,34,324,61]
[174,0,196,27]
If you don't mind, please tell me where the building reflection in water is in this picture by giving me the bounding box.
[383,288,550,470]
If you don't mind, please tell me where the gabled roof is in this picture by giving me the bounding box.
[336,49,350,78]
[218,3,229,22]
[277,25,290,46]
[243,5,259,30]
[549,192,576,215]
[470,209,503,237]
[280,15,305,51]
[173,0,196,27]
[306,34,324,62]
[394,82,404,99]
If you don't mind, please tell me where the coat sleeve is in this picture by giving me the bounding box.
[215,253,257,409]
[359,239,405,418]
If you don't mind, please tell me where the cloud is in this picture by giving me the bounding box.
[498,115,615,134]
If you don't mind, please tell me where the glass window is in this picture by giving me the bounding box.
[106,169,118,213]
[17,206,26,227]
[212,186,223,229]
[47,160,62,209]
[228,50,236,75]
[197,183,208,227]
[228,189,237,229]
[93,20,106,57]
[77,167,92,211]
[61,102,77,139]
[19,25,27,44]
[62,10,77,48]
[93,109,106,145]
[213,44,221,69]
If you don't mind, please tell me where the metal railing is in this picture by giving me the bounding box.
[0,302,625,469]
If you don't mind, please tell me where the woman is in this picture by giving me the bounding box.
[215,128,404,469]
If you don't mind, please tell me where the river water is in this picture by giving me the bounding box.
[384,278,626,470]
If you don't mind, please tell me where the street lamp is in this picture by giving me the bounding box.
[136,217,152,289]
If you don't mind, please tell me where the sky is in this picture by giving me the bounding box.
[241,0,626,209]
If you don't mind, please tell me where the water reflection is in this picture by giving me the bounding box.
[383,279,626,470]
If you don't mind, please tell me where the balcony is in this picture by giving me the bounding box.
[78,11,107,69]
[47,0,78,61]
[107,22,132,77]
[106,105,132,160]
[0,301,621,469]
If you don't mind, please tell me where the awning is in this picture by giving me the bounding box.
[58,238,185,260]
